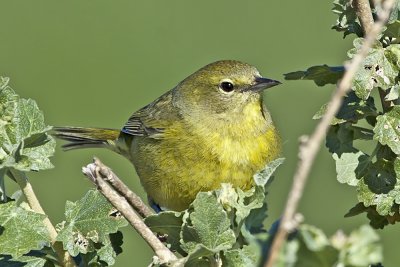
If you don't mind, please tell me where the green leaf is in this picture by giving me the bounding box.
[217,184,264,226]
[344,202,368,217]
[386,44,400,69]
[326,124,371,186]
[77,231,123,266]
[357,159,400,216]
[284,65,344,86]
[217,184,266,238]
[241,158,284,234]
[385,84,400,101]
[96,231,124,266]
[242,191,268,235]
[0,254,49,267]
[374,105,400,154]
[364,159,397,194]
[333,151,370,186]
[366,205,400,229]
[326,124,374,154]
[145,211,184,254]
[182,244,216,267]
[56,190,127,256]
[0,201,50,258]
[253,157,285,187]
[181,192,236,254]
[332,0,362,37]
[326,124,356,155]
[221,246,257,267]
[0,77,55,172]
[349,40,399,100]
[313,91,377,125]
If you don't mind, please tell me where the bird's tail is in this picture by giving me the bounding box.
[52,127,121,150]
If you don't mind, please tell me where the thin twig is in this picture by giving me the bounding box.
[82,159,178,264]
[264,1,396,266]
[10,170,76,267]
[92,158,154,218]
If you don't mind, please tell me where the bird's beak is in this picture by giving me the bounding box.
[243,77,281,92]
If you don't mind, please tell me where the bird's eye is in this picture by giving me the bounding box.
[219,81,234,93]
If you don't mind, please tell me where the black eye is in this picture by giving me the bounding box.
[219,81,234,92]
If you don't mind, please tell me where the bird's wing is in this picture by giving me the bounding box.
[121,90,180,139]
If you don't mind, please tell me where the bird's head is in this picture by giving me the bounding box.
[174,60,281,118]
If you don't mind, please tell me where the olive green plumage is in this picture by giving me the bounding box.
[54,60,282,211]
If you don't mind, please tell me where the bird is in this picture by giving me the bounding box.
[54,60,282,211]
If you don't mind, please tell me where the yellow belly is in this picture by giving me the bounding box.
[131,125,280,211]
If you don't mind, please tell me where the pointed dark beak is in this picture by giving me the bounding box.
[243,77,281,92]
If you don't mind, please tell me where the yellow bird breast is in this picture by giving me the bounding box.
[131,101,280,211]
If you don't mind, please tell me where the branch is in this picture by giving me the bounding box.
[82,158,177,264]
[87,158,154,218]
[10,170,76,267]
[264,1,396,266]
[354,0,374,35]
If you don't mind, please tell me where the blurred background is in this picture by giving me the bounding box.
[1,0,397,266]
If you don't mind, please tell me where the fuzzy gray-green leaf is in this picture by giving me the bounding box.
[222,246,257,267]
[253,157,284,186]
[357,159,400,216]
[96,232,124,266]
[56,190,127,256]
[374,106,400,154]
[332,0,362,37]
[0,77,55,172]
[350,40,399,100]
[0,254,48,267]
[181,192,235,254]
[0,201,50,258]
[333,151,369,186]
[385,84,400,101]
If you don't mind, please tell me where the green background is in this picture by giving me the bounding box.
[1,0,398,266]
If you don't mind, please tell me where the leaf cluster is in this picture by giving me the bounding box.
[284,1,400,228]
[0,77,55,173]
[280,224,382,267]
[331,0,400,40]
[0,190,127,266]
[0,79,126,266]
